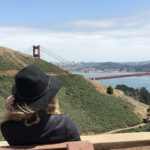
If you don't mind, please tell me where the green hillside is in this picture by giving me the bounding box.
[0,75,141,136]
[0,46,142,140]
[57,75,141,133]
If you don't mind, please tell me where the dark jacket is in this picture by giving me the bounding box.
[1,114,80,145]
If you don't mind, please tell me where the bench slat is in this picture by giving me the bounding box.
[0,141,94,150]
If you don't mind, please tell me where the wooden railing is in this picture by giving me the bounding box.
[1,132,150,150]
[81,132,150,150]
[0,141,94,150]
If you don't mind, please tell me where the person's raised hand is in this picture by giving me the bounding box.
[5,95,15,111]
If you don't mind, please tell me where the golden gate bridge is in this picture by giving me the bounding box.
[24,45,150,80]
[24,45,68,63]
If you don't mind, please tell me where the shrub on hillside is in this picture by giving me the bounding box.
[116,84,150,104]
[107,86,113,94]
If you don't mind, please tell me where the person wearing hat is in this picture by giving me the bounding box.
[1,65,80,145]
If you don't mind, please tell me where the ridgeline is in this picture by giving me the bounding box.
[0,46,145,140]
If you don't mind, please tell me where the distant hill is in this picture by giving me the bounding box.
[60,61,150,72]
[0,46,146,140]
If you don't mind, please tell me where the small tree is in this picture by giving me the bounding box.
[107,86,113,94]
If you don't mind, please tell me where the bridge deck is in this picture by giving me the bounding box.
[88,72,150,80]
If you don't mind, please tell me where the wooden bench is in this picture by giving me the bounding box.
[0,141,94,150]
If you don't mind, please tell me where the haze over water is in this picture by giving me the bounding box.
[75,72,150,91]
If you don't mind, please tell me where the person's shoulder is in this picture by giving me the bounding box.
[51,114,66,118]
[60,115,81,141]
[50,114,68,121]
[49,114,74,125]
[44,114,67,122]
[52,114,76,129]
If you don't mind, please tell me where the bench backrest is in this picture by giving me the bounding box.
[0,141,94,150]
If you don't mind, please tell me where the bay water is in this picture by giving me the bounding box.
[74,72,150,91]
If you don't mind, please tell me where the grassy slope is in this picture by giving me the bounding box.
[57,75,141,134]
[88,80,148,118]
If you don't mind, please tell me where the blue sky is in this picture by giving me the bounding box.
[1,0,150,62]
[1,0,150,25]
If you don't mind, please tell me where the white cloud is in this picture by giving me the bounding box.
[1,11,150,62]
[69,19,116,28]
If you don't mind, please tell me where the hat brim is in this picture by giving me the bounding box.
[12,77,62,111]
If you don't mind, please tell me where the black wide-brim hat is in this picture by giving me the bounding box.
[12,64,62,111]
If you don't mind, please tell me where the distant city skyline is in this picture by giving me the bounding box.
[1,0,150,62]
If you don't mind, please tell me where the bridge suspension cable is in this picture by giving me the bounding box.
[41,49,65,62]
[24,46,33,55]
[40,46,69,63]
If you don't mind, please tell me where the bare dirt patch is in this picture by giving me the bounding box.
[0,70,18,76]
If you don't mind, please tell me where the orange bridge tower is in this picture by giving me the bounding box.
[33,45,40,59]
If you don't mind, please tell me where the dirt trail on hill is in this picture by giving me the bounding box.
[0,70,18,75]
[87,79,148,118]
[0,70,68,76]
[104,123,146,134]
